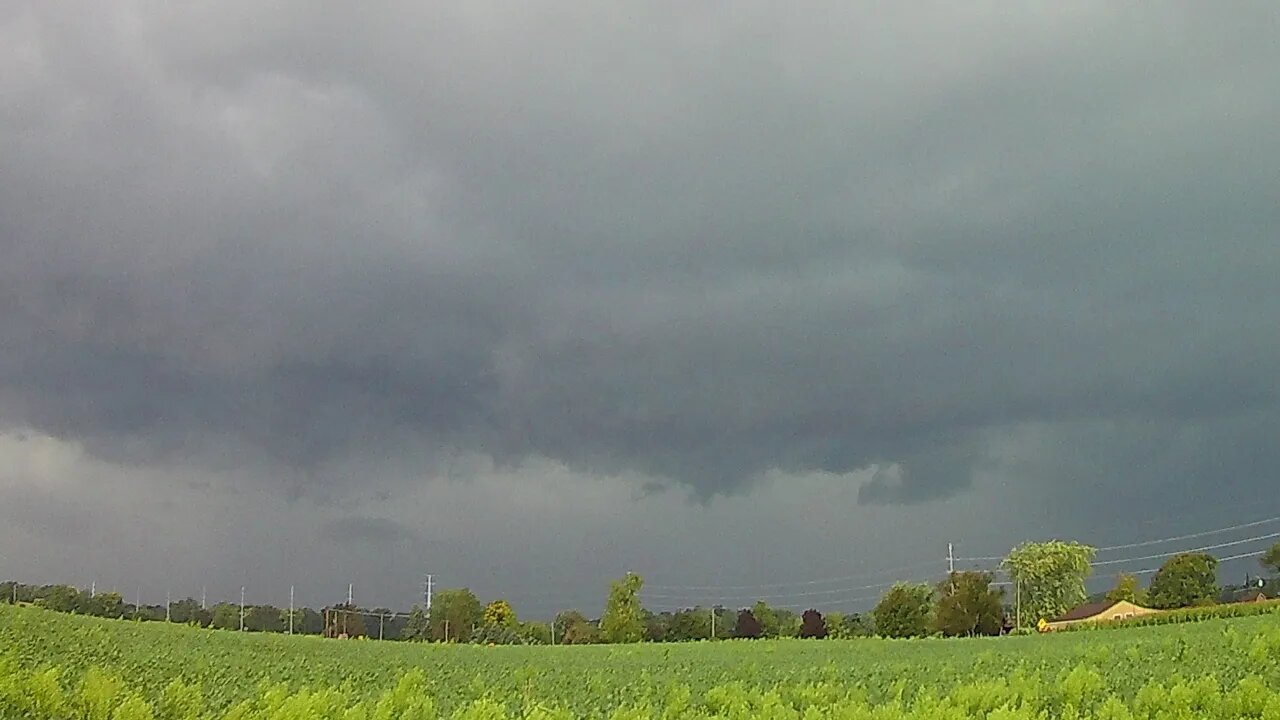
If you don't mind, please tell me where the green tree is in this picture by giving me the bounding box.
[554,610,589,643]
[1002,540,1096,628]
[934,571,1005,637]
[517,621,552,645]
[752,601,780,638]
[560,613,600,644]
[1147,553,1218,609]
[483,599,517,627]
[88,592,125,619]
[244,605,284,633]
[210,603,240,630]
[470,623,525,645]
[1104,573,1146,605]
[667,608,711,641]
[872,582,933,638]
[1261,543,1280,576]
[776,608,802,638]
[429,589,482,642]
[599,573,644,643]
[38,585,79,613]
[402,605,429,641]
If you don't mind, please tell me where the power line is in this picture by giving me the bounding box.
[1093,514,1280,553]
[955,512,1280,563]
[1090,530,1280,567]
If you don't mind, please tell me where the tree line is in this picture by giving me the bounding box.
[6,541,1277,643]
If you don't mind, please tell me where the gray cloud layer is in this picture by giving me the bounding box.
[2,2,1279,611]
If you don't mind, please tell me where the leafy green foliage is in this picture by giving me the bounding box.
[1104,573,1146,605]
[934,571,1005,637]
[1261,542,1280,576]
[429,588,482,643]
[482,599,516,628]
[9,602,1280,718]
[873,582,934,638]
[599,573,644,643]
[751,601,779,639]
[1002,540,1096,628]
[402,605,429,641]
[1147,552,1219,609]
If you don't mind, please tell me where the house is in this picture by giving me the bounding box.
[1236,590,1268,603]
[1039,600,1159,631]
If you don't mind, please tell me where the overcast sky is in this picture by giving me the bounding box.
[3,2,1279,619]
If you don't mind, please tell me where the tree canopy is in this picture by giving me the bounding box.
[872,583,933,638]
[1002,540,1096,628]
[429,588,482,642]
[1147,553,1218,609]
[1104,573,1146,606]
[1261,543,1280,576]
[934,571,1005,637]
[799,609,827,639]
[734,609,762,639]
[483,599,516,627]
[600,573,645,643]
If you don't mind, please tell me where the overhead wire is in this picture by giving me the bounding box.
[637,511,1280,612]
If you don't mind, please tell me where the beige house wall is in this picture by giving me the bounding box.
[1042,601,1160,631]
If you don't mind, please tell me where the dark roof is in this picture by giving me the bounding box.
[1052,601,1116,622]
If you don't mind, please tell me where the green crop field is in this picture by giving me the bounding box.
[5,604,1280,719]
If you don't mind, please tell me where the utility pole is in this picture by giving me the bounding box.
[379,612,385,641]
[201,586,206,610]
[289,586,295,635]
[239,586,245,631]
[947,543,957,595]
[1015,578,1022,630]
[166,591,171,622]
[710,608,716,640]
[134,587,140,619]
[424,574,433,616]
[348,583,353,606]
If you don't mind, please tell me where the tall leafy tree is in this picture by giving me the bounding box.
[1104,573,1146,605]
[39,585,79,613]
[734,609,762,639]
[554,610,589,643]
[1261,543,1280,576]
[1002,540,1096,628]
[600,573,644,643]
[558,609,601,645]
[873,583,934,638]
[210,603,240,630]
[244,605,284,633]
[934,571,1004,637]
[403,605,429,641]
[429,589,482,642]
[483,599,517,627]
[1147,553,1218,609]
[89,592,126,619]
[752,601,780,638]
[666,608,711,641]
[799,609,827,639]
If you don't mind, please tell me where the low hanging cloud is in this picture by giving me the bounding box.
[1,0,1278,520]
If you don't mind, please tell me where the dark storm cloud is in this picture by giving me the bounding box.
[1,1,1279,509]
[320,516,418,547]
